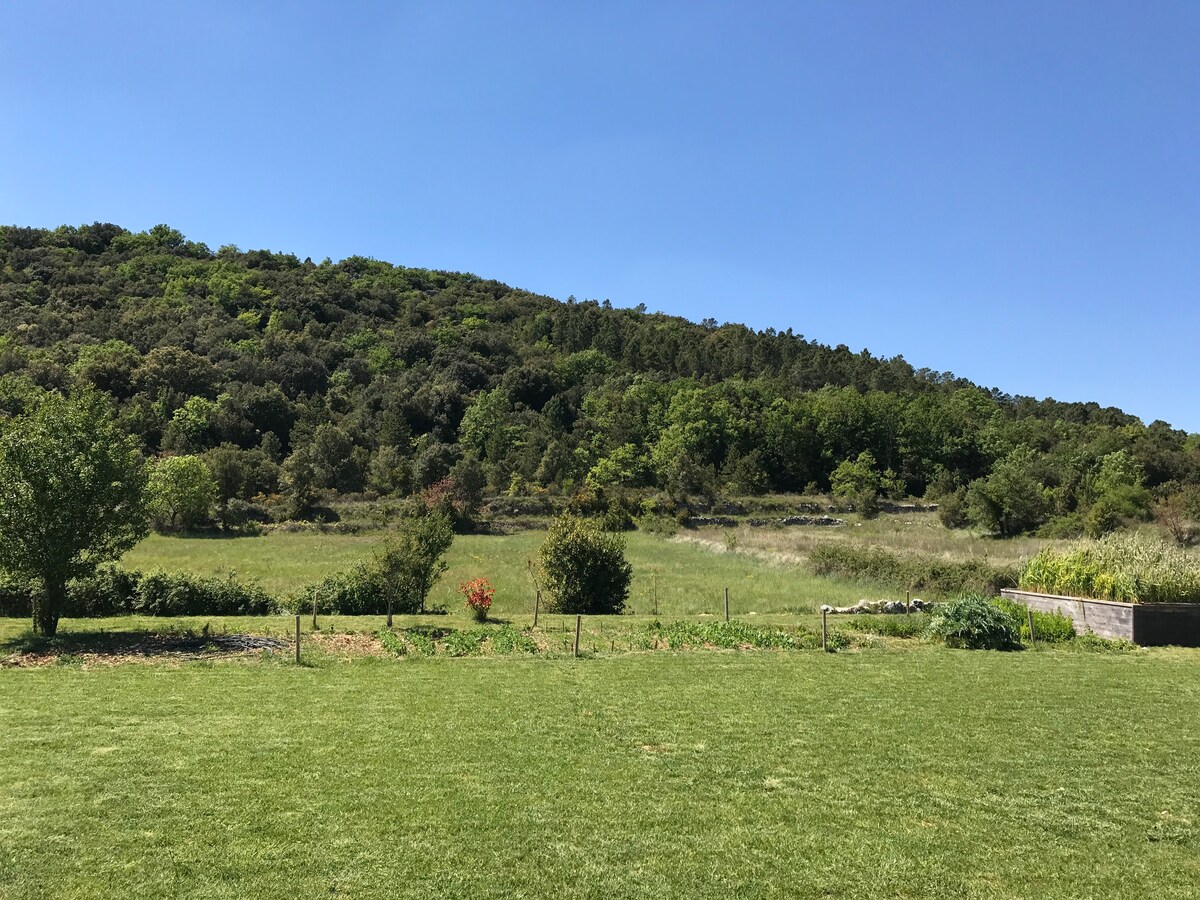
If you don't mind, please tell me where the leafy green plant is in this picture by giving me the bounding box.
[994,596,1076,644]
[928,594,1020,650]
[490,626,539,655]
[442,628,488,657]
[299,510,454,615]
[648,620,815,651]
[402,630,436,656]
[842,614,929,639]
[376,628,407,656]
[824,629,851,652]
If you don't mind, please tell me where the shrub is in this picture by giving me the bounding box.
[808,544,1017,597]
[1020,532,1200,604]
[302,563,394,615]
[928,594,1020,650]
[964,447,1053,536]
[69,565,142,615]
[538,516,632,615]
[134,571,275,616]
[937,488,970,529]
[460,577,494,622]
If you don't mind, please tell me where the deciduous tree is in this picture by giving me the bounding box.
[0,392,149,636]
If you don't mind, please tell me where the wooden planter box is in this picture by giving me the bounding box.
[1001,589,1200,647]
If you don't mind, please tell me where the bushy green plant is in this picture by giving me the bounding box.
[808,545,1016,597]
[301,510,454,615]
[442,628,488,657]
[302,563,394,615]
[1020,532,1200,603]
[375,509,454,614]
[994,596,1076,644]
[0,566,274,618]
[652,620,803,650]
[538,515,632,615]
[134,571,276,616]
[376,628,408,656]
[928,594,1020,650]
[1028,609,1076,643]
[963,447,1052,536]
[490,626,539,655]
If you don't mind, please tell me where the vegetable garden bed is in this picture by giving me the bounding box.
[1000,588,1200,646]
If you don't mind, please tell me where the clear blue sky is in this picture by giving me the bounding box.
[2,1,1197,430]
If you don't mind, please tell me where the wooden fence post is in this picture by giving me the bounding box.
[312,590,318,630]
[295,615,301,664]
[573,615,582,658]
[905,589,911,615]
[724,587,730,622]
[1027,607,1036,645]
[534,590,540,628]
[387,596,393,629]
[821,607,828,652]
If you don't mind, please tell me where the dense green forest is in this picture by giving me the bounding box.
[2,222,1198,538]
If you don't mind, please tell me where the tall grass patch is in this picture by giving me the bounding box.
[1021,533,1200,603]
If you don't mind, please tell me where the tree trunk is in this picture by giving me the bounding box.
[36,574,66,637]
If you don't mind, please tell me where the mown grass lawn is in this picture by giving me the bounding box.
[2,647,1199,899]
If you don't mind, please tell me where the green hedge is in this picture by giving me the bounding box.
[0,567,276,617]
[808,545,1017,598]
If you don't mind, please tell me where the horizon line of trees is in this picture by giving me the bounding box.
[0,222,1197,543]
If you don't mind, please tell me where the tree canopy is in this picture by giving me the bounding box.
[0,222,1196,539]
[0,391,149,635]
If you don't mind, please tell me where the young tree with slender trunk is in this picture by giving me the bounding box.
[0,392,149,636]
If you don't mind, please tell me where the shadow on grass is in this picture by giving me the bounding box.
[2,628,289,659]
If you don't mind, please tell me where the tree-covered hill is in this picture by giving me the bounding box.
[1,222,1197,537]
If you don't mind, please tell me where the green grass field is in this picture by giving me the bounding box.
[3,648,1199,898]
[6,526,1198,898]
[122,530,878,619]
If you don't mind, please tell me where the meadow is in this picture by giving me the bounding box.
[122,528,879,619]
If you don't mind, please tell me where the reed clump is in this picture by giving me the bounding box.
[1020,533,1200,604]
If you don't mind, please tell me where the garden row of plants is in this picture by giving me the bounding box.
[846,594,1133,652]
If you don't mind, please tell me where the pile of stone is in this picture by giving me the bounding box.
[821,598,929,615]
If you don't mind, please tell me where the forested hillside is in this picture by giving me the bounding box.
[2,222,1197,537]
